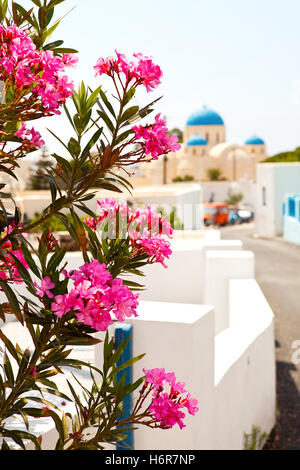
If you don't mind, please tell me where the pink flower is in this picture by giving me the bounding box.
[15,122,45,149]
[109,278,139,322]
[34,276,55,299]
[133,114,181,160]
[132,53,163,92]
[144,368,169,390]
[51,260,139,332]
[0,224,29,286]
[183,394,199,416]
[51,295,69,318]
[84,200,173,268]
[0,24,74,118]
[143,368,199,430]
[149,394,187,430]
[95,50,162,93]
[61,53,79,68]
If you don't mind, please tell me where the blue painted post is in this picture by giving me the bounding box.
[115,324,134,450]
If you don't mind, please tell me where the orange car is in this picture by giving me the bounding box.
[203,203,229,227]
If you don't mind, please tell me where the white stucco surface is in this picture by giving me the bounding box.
[0,233,276,450]
[256,163,300,237]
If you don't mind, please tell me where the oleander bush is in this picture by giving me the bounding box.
[0,0,198,450]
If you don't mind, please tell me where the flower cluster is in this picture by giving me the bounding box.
[133,114,181,159]
[49,260,139,331]
[0,24,75,116]
[0,224,28,284]
[34,276,55,299]
[143,368,199,430]
[94,50,163,92]
[15,122,45,149]
[84,199,173,268]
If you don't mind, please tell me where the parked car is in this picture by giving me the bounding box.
[229,208,254,225]
[204,203,230,227]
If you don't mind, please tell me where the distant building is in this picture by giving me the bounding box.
[135,106,267,185]
[255,163,300,238]
[283,194,300,245]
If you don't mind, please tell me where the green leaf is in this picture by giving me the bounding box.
[2,429,41,450]
[97,110,115,134]
[80,128,103,162]
[0,279,22,322]
[0,330,20,364]
[99,89,116,118]
[4,355,15,387]
[111,354,145,377]
[47,247,66,273]
[123,88,136,106]
[120,106,139,124]
[43,40,63,50]
[19,242,40,279]
[68,137,81,158]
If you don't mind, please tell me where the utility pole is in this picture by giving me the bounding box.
[163,156,168,185]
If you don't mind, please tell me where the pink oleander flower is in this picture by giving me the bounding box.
[51,260,139,331]
[0,224,28,285]
[15,123,45,149]
[149,394,187,430]
[135,236,172,268]
[83,199,173,269]
[61,53,79,68]
[108,278,139,322]
[144,368,173,390]
[143,368,199,430]
[0,23,75,119]
[34,277,55,299]
[95,50,163,93]
[133,113,181,160]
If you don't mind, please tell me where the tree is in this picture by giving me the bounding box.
[264,147,300,163]
[169,127,183,143]
[28,147,53,190]
[207,168,222,181]
[226,189,244,208]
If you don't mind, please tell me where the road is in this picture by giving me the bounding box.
[220,224,300,449]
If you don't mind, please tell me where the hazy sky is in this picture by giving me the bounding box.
[22,0,300,157]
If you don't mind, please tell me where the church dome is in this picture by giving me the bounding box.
[244,135,265,146]
[186,135,208,146]
[186,106,224,126]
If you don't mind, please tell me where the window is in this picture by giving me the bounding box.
[262,187,267,206]
[205,133,209,143]
[216,133,220,143]
[288,197,296,218]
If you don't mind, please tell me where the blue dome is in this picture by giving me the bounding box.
[187,135,208,146]
[187,106,224,126]
[245,135,265,146]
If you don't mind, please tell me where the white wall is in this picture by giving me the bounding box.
[214,280,276,449]
[135,239,243,306]
[0,234,276,450]
[126,303,216,450]
[201,180,257,207]
[120,285,275,450]
[256,163,300,237]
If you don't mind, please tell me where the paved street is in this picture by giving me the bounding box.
[220,224,300,449]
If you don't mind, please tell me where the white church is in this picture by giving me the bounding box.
[134,106,267,185]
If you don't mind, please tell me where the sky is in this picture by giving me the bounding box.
[21,0,300,158]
